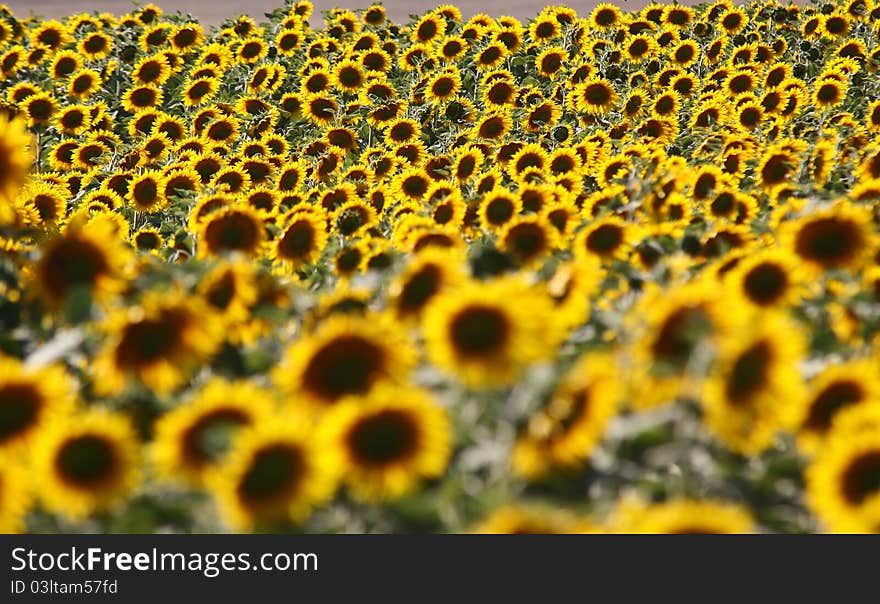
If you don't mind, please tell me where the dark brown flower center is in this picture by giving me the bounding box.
[302,336,385,402]
[347,409,418,467]
[237,444,303,505]
[450,305,510,357]
[56,434,118,488]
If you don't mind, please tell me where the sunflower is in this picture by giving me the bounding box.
[622,35,653,63]
[92,291,222,395]
[171,24,204,51]
[389,247,466,321]
[613,499,755,534]
[757,144,799,190]
[784,205,875,273]
[21,91,58,127]
[575,216,639,263]
[235,36,268,64]
[65,68,101,100]
[202,115,239,145]
[478,188,522,231]
[422,276,562,388]
[587,3,621,29]
[34,409,141,520]
[199,260,259,328]
[132,55,172,86]
[211,416,339,531]
[690,97,726,128]
[303,93,338,126]
[182,77,219,107]
[813,77,847,110]
[275,27,304,56]
[81,188,123,213]
[807,430,880,532]
[274,314,415,411]
[425,69,461,103]
[719,7,748,34]
[471,110,511,140]
[571,77,618,115]
[19,182,64,229]
[629,282,729,409]
[525,98,561,132]
[125,169,167,213]
[319,384,450,502]
[702,314,806,455]
[474,42,507,71]
[0,45,25,78]
[670,40,699,68]
[513,354,620,479]
[122,85,163,113]
[131,227,163,253]
[33,216,129,309]
[153,379,273,487]
[271,208,329,270]
[508,143,549,179]
[0,356,74,455]
[30,20,68,51]
[796,361,880,456]
[545,259,602,330]
[50,50,81,80]
[498,215,559,267]
[395,167,432,202]
[197,205,266,258]
[363,4,386,26]
[725,248,804,308]
[333,240,370,279]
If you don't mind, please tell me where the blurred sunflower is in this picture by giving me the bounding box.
[210,417,339,531]
[702,314,806,455]
[35,409,141,520]
[92,292,223,395]
[274,314,415,410]
[320,384,451,502]
[422,276,562,388]
[513,354,621,479]
[153,379,274,487]
[0,357,74,454]
[807,430,880,532]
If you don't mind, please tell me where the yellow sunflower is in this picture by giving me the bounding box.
[571,77,618,115]
[796,361,880,455]
[513,354,621,479]
[35,409,141,520]
[196,205,266,258]
[210,417,339,531]
[32,215,130,309]
[0,356,74,454]
[422,276,564,388]
[92,291,223,395]
[807,430,880,532]
[153,379,274,487]
[702,313,806,455]
[274,314,416,411]
[784,204,875,273]
[389,247,466,321]
[319,384,451,502]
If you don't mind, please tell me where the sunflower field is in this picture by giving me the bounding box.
[2,0,880,534]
